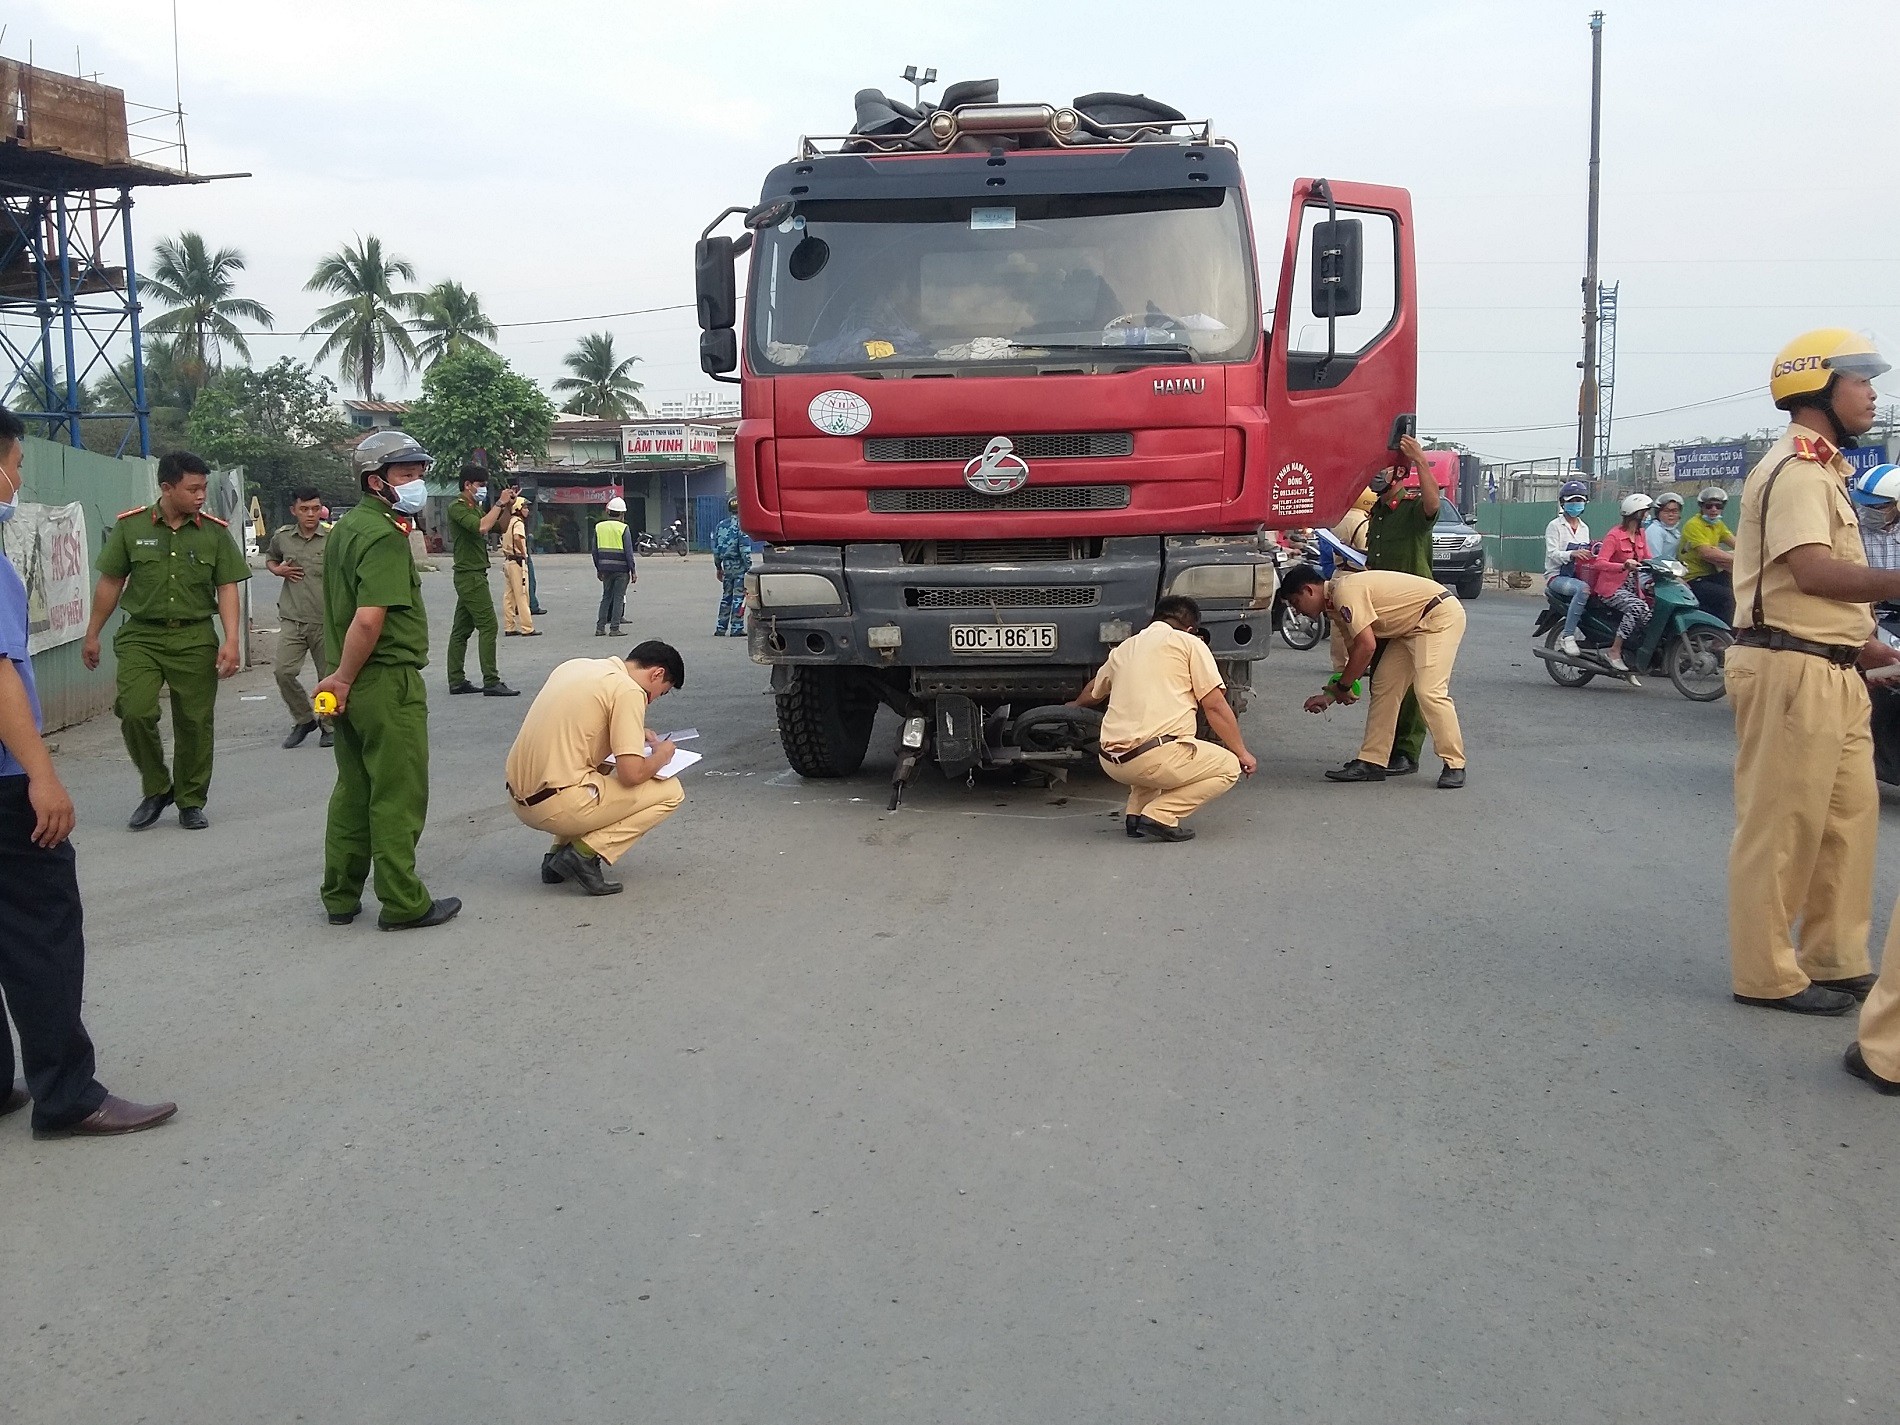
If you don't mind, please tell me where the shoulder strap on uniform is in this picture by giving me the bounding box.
[201,512,230,527]
[1751,454,1808,630]
[117,505,149,520]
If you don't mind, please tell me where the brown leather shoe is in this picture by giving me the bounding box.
[1,1083,28,1117]
[34,1094,178,1138]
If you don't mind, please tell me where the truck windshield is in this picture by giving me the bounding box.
[748,187,1257,373]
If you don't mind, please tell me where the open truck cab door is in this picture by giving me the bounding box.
[1260,178,1417,531]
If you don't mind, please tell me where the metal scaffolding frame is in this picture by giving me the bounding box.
[0,182,151,455]
[1595,281,1618,482]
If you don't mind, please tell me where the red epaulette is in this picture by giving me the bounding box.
[117,505,149,520]
[1792,434,1838,464]
[201,512,230,527]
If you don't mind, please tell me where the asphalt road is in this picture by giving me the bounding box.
[5,554,1899,1424]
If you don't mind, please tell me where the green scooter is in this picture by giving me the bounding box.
[1533,558,1734,701]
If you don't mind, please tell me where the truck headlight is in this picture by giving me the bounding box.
[755,573,844,609]
[867,624,902,649]
[1168,563,1277,606]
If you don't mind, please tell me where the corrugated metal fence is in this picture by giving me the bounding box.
[1476,500,1628,578]
[17,436,156,731]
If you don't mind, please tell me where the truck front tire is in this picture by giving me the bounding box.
[776,667,878,778]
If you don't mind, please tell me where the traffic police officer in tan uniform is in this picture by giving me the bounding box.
[81,451,249,830]
[1068,595,1256,842]
[1724,329,1900,1021]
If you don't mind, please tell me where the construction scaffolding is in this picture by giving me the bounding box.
[1595,281,1618,482]
[0,58,228,456]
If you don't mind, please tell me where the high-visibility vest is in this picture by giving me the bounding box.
[595,519,629,551]
[593,518,633,575]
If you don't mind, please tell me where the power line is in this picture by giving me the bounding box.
[1437,387,1762,436]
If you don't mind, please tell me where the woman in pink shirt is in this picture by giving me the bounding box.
[1578,493,1653,672]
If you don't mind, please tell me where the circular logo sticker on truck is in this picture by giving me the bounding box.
[808,389,872,436]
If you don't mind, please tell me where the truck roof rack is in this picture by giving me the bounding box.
[795,87,1230,161]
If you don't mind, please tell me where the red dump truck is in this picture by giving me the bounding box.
[694,81,1417,803]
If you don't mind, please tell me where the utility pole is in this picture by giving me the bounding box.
[1576,10,1605,481]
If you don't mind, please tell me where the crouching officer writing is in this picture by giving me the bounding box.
[1069,596,1255,842]
[504,640,686,895]
[1284,564,1468,788]
[81,451,249,831]
[314,432,460,932]
[1723,331,1900,1028]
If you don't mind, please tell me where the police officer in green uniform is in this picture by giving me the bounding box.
[445,464,519,698]
[1335,433,1440,779]
[313,431,460,932]
[81,451,249,830]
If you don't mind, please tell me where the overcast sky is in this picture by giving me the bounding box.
[10,0,1898,463]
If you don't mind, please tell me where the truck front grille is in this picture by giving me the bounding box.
[905,586,1100,609]
[868,485,1132,514]
[901,538,1102,564]
[865,432,1134,462]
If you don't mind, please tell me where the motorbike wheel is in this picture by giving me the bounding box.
[1543,626,1596,688]
[1281,609,1327,651]
[1666,625,1733,702]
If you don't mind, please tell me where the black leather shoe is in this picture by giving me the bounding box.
[1125,815,1144,839]
[1814,974,1879,1001]
[282,721,318,748]
[178,807,209,830]
[1844,1042,1900,1095]
[1437,766,1467,789]
[521,630,542,637]
[378,896,463,932]
[1,1084,28,1118]
[1133,815,1196,842]
[1324,759,1387,783]
[448,680,480,695]
[327,906,361,926]
[1733,984,1856,1015]
[482,682,521,697]
[1386,753,1419,776]
[319,726,334,748]
[505,630,521,637]
[531,606,548,616]
[541,851,565,884]
[549,844,624,895]
[128,791,173,830]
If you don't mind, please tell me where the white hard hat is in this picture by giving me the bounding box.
[606,496,626,513]
[1620,493,1653,517]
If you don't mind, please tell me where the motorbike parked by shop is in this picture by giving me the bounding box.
[638,520,689,557]
[1532,558,1733,701]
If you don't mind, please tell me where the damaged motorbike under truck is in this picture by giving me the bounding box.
[694,80,1419,806]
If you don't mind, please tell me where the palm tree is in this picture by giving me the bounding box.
[552,332,646,420]
[140,232,274,385]
[414,280,500,365]
[303,235,421,399]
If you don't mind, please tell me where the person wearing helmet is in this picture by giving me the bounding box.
[1724,330,1900,1027]
[1644,490,1685,563]
[1847,463,1900,571]
[711,493,752,637]
[1573,494,1655,673]
[1678,486,1736,623]
[1331,486,1378,554]
[591,494,635,637]
[1544,479,1594,655]
[444,465,520,697]
[498,497,537,638]
[312,430,461,932]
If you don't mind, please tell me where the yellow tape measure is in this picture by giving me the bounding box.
[312,691,338,717]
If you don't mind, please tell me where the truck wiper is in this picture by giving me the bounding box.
[1002,342,1197,363]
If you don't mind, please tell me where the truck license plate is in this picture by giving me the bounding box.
[949,624,1057,655]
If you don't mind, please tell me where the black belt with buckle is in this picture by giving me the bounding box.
[1419,592,1451,619]
[1734,625,1860,667]
[508,783,563,806]
[1101,733,1179,765]
[135,616,208,629]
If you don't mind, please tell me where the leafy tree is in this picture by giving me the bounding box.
[551,331,646,420]
[414,280,500,366]
[186,358,356,518]
[303,235,421,400]
[406,346,554,477]
[139,232,275,397]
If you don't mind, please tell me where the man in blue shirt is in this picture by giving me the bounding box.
[0,407,176,1136]
[710,496,751,636]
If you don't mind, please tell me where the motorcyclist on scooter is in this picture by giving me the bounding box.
[1849,463,1900,573]
[1545,480,1593,656]
[1576,494,1655,673]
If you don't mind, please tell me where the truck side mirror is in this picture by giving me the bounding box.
[699,328,738,376]
[694,232,751,332]
[1310,218,1363,319]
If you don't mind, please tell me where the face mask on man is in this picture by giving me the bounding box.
[1562,499,1586,516]
[0,462,18,523]
[381,477,428,515]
